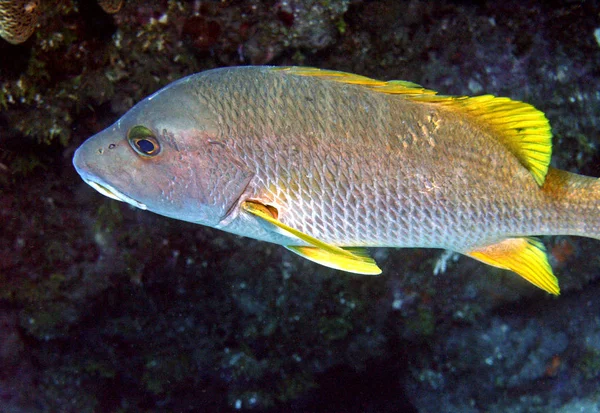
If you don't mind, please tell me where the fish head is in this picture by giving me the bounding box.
[73,75,253,227]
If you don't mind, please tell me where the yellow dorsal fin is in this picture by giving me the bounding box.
[275,66,553,185]
[242,200,381,275]
[417,94,552,185]
[275,66,438,96]
[466,237,559,295]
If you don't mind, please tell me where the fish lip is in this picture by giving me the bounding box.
[85,179,147,210]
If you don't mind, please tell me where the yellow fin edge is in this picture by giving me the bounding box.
[275,66,552,185]
[418,95,552,185]
[242,200,381,275]
[287,246,381,275]
[466,237,559,295]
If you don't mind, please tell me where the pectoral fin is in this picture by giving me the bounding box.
[242,200,381,275]
[466,237,559,295]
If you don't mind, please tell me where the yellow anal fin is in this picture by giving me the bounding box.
[275,66,552,186]
[241,200,381,275]
[466,237,559,295]
[286,246,381,275]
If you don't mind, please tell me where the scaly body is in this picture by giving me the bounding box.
[73,66,600,294]
[203,68,594,249]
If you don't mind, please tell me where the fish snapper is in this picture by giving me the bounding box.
[73,66,600,295]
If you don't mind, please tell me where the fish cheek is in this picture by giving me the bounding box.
[195,140,253,221]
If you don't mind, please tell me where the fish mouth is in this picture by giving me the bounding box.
[85,179,147,210]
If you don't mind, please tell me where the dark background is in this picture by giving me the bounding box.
[1,1,600,412]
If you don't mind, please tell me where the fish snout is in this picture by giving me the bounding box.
[72,143,95,181]
[72,131,123,179]
[72,138,148,210]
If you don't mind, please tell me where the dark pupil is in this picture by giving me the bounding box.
[136,139,155,154]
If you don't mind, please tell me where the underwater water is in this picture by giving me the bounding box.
[2,1,600,412]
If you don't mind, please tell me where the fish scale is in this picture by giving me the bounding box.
[73,66,600,294]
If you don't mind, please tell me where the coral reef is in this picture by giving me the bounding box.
[1,0,600,412]
[0,0,40,44]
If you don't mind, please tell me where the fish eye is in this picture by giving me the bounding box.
[127,125,161,157]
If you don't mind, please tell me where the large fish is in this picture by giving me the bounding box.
[73,66,600,295]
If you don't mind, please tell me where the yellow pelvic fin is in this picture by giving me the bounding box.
[286,246,381,275]
[275,66,553,186]
[241,200,381,275]
[466,237,559,295]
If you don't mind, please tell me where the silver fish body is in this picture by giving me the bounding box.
[73,66,600,294]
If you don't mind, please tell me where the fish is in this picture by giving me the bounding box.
[73,66,600,295]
